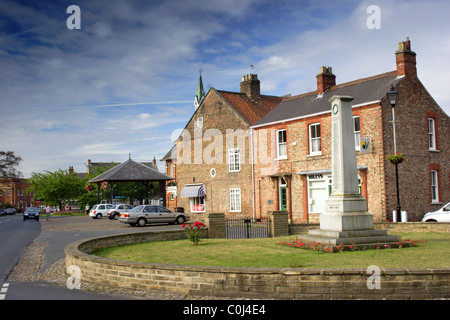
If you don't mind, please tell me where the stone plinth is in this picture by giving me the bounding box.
[269,211,289,237]
[205,213,226,239]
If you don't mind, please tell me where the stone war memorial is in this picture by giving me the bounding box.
[300,96,400,250]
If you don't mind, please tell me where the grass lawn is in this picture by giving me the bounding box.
[92,232,450,269]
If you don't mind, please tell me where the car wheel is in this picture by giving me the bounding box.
[175,216,185,225]
[96,213,102,219]
[425,219,437,222]
[137,218,147,227]
[113,214,119,220]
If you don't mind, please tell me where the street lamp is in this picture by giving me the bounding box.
[386,84,402,222]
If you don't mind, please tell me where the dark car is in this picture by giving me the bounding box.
[23,207,40,221]
[5,208,16,215]
[0,209,6,216]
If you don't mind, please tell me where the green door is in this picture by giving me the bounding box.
[280,187,287,211]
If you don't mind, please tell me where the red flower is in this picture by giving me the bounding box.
[182,223,185,228]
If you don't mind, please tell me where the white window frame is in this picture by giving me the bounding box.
[428,118,436,150]
[230,188,241,212]
[190,196,206,213]
[353,116,361,151]
[276,129,287,159]
[309,123,322,155]
[430,170,439,203]
[228,148,240,172]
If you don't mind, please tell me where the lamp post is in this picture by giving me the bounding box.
[386,84,402,222]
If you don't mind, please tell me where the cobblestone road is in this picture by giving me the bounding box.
[8,215,235,300]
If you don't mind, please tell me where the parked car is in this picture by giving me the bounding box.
[422,202,450,222]
[107,204,134,220]
[119,205,190,227]
[5,208,16,215]
[23,207,40,221]
[0,209,6,216]
[89,204,114,219]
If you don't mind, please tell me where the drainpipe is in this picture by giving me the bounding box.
[250,128,256,220]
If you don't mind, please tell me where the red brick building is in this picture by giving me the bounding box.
[163,38,449,222]
[252,38,449,222]
[0,178,34,212]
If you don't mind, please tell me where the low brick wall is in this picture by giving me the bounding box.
[377,222,450,233]
[289,222,450,235]
[65,228,450,299]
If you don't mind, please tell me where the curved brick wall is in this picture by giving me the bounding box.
[65,228,450,299]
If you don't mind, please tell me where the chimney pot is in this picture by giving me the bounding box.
[316,66,336,95]
[396,37,417,78]
[240,73,260,99]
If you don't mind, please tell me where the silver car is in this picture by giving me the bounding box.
[119,205,190,227]
[107,204,134,220]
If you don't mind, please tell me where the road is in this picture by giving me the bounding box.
[0,214,139,300]
[0,214,40,285]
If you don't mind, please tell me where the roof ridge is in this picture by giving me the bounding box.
[216,89,283,99]
[332,70,397,90]
[282,70,397,102]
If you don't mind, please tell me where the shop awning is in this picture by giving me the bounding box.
[180,184,206,198]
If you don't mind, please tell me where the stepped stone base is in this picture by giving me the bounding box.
[300,228,400,247]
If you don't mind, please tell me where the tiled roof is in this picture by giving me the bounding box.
[253,71,401,127]
[217,91,283,125]
[88,159,173,183]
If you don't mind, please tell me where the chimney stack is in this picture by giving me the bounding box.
[240,74,260,99]
[396,37,417,78]
[316,66,336,95]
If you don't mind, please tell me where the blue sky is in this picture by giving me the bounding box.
[1,0,449,177]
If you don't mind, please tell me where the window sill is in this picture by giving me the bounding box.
[275,156,288,161]
[307,152,322,157]
[428,149,440,153]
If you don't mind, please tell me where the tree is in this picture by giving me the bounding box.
[27,169,83,211]
[0,151,23,178]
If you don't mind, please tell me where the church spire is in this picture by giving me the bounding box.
[194,69,206,110]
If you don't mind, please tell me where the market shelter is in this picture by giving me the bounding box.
[88,158,173,205]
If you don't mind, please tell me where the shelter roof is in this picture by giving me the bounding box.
[88,158,173,183]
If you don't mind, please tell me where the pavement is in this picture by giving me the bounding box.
[7,215,227,300]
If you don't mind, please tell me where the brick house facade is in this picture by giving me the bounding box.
[0,178,34,212]
[251,38,449,222]
[163,74,282,218]
[163,38,449,222]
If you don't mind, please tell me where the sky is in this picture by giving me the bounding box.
[1,0,449,178]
